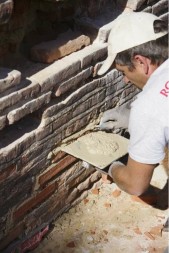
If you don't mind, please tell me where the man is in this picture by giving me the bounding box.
[97,12,168,198]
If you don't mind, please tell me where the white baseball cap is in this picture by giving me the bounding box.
[97,11,168,75]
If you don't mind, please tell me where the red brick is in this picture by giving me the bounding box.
[51,151,66,163]
[14,182,57,221]
[39,155,77,186]
[0,164,16,183]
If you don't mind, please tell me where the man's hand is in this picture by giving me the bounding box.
[99,103,131,130]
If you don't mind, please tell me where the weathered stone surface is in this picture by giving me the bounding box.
[0,68,21,93]
[31,30,91,63]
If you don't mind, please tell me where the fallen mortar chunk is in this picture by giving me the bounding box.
[91,188,99,195]
[103,230,108,235]
[133,227,142,235]
[90,230,96,235]
[83,198,89,204]
[112,189,121,198]
[104,202,111,208]
[66,241,76,248]
[144,231,155,241]
[0,68,21,93]
[149,225,163,237]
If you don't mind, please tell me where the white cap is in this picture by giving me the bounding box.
[97,11,168,75]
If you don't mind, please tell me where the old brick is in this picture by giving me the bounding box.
[71,43,107,69]
[0,164,16,183]
[0,68,21,93]
[31,30,90,64]
[52,151,67,163]
[55,67,92,97]
[14,182,57,221]
[0,115,6,130]
[19,79,40,99]
[0,223,24,251]
[0,174,33,217]
[0,91,22,112]
[7,92,51,124]
[0,0,13,25]
[29,54,81,92]
[39,155,77,186]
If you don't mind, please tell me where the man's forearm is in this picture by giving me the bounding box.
[108,162,135,195]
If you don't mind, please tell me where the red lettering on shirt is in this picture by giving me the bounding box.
[160,81,169,97]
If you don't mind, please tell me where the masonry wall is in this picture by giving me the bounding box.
[0,0,168,252]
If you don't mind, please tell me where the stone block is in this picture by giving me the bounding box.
[55,67,93,96]
[0,91,22,112]
[29,55,81,92]
[19,79,40,99]
[7,92,51,124]
[0,68,21,93]
[70,43,107,69]
[0,174,34,217]
[30,30,90,63]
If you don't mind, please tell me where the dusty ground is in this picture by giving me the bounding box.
[32,165,168,253]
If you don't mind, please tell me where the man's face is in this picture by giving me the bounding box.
[115,63,148,90]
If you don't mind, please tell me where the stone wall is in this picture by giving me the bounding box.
[0,0,168,252]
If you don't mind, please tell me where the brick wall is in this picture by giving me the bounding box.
[0,0,168,252]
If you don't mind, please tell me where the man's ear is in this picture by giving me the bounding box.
[134,55,149,75]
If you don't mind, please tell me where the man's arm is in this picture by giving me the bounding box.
[109,156,157,196]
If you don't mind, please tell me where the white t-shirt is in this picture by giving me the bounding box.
[128,59,169,164]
